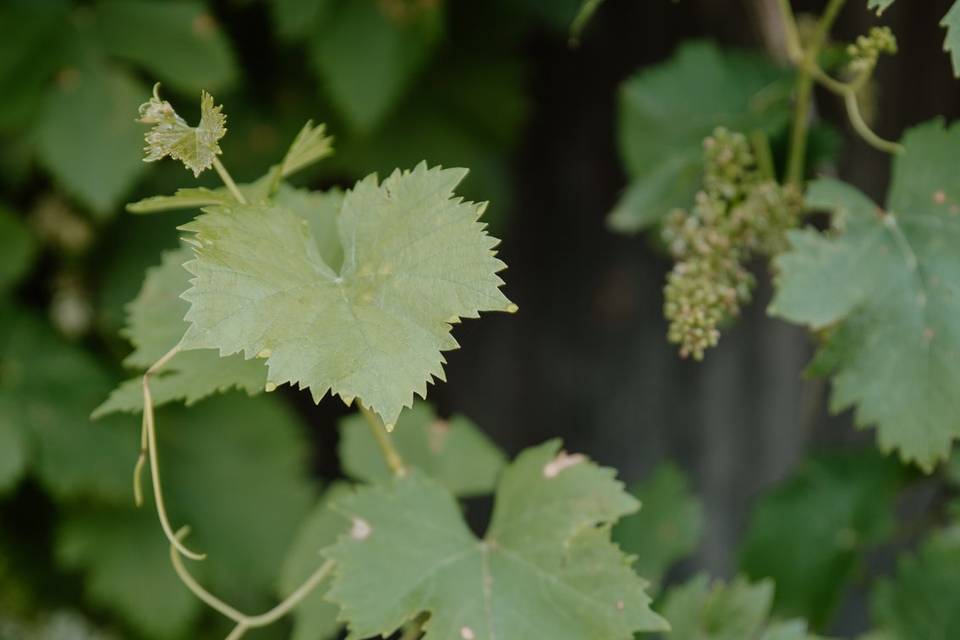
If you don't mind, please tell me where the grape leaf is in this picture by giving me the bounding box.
[278,120,335,180]
[95,1,237,93]
[325,440,667,640]
[278,483,352,640]
[127,187,235,214]
[0,205,36,292]
[770,120,960,470]
[867,0,896,16]
[739,451,903,626]
[942,2,960,78]
[60,392,317,638]
[338,401,506,496]
[660,575,818,640]
[269,0,334,41]
[0,306,137,501]
[612,462,704,589]
[94,246,267,417]
[610,40,791,232]
[870,523,960,638]
[179,164,513,426]
[309,0,442,133]
[137,85,226,177]
[35,57,147,215]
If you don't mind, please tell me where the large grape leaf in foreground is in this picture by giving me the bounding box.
[180,164,513,426]
[770,120,960,470]
[325,440,666,640]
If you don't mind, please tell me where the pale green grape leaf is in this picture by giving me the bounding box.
[610,40,792,232]
[0,306,137,502]
[273,183,345,271]
[943,2,960,78]
[94,246,267,417]
[279,120,334,179]
[870,524,960,638]
[35,58,147,216]
[127,187,236,214]
[867,0,896,16]
[279,483,352,640]
[0,205,37,292]
[95,1,237,93]
[309,0,442,133]
[60,392,317,637]
[612,462,704,589]
[659,575,774,640]
[56,508,200,640]
[770,120,960,470]
[0,5,66,132]
[179,164,513,426]
[325,440,667,640]
[270,0,334,41]
[739,451,902,626]
[761,619,822,640]
[138,85,226,177]
[338,401,506,496]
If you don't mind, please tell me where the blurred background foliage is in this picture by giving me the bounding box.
[2,0,960,639]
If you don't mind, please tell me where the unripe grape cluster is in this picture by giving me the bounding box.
[662,128,801,360]
[847,26,897,75]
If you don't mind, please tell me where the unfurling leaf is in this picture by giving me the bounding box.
[279,120,334,179]
[179,163,514,426]
[324,440,667,639]
[137,84,226,177]
[770,120,960,469]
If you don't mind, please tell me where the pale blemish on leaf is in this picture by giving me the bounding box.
[460,627,475,639]
[543,452,586,478]
[350,517,372,541]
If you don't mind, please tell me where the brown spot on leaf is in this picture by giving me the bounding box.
[934,190,947,204]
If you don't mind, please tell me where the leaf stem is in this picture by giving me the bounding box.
[139,343,206,561]
[358,402,407,477]
[213,157,248,205]
[169,527,335,640]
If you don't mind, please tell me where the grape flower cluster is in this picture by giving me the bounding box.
[662,128,801,360]
[846,26,897,76]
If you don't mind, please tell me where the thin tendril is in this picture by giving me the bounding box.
[140,343,206,561]
[169,527,335,640]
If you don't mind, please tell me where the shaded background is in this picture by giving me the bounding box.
[2,0,960,638]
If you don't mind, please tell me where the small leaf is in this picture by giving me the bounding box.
[325,440,666,639]
[610,41,792,232]
[771,120,960,469]
[739,450,903,625]
[339,401,506,496]
[870,523,960,638]
[279,483,352,640]
[612,462,704,589]
[138,84,226,177]
[94,246,267,417]
[127,187,236,214]
[942,1,960,78]
[660,575,798,640]
[95,1,237,93]
[0,205,37,292]
[179,164,513,426]
[279,120,335,179]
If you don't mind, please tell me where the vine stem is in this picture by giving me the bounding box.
[138,343,206,561]
[213,157,247,205]
[358,402,407,477]
[169,527,335,640]
[779,0,902,183]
